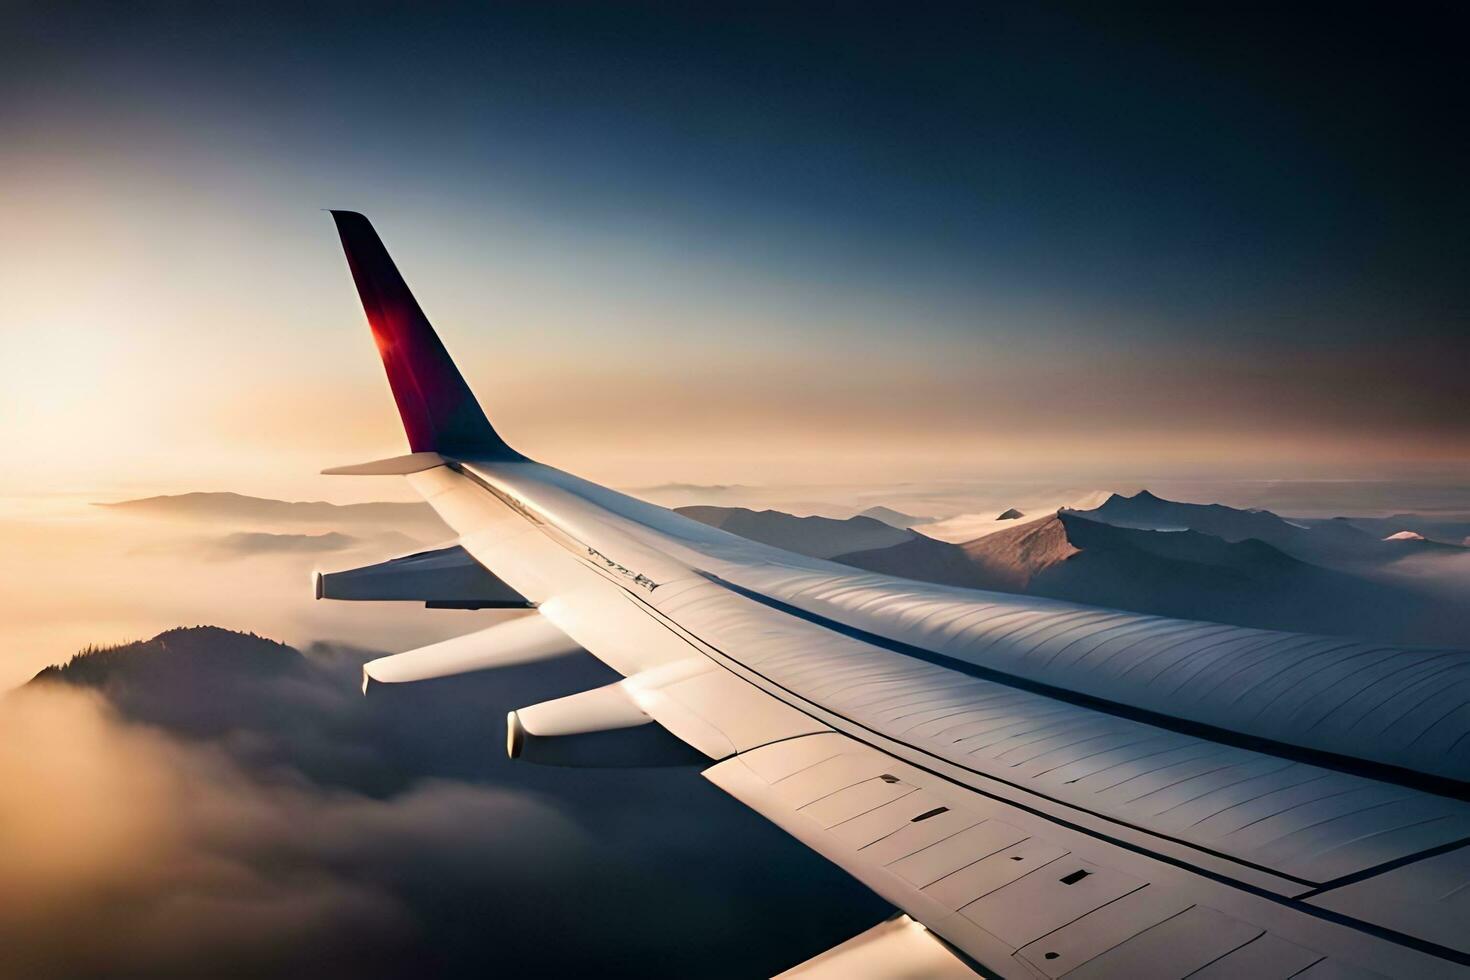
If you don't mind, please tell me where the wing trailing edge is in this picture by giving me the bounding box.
[776,915,980,980]
[505,657,829,766]
[316,543,529,609]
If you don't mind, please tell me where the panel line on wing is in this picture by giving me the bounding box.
[698,571,1470,804]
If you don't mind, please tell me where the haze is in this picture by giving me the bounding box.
[2,4,1466,504]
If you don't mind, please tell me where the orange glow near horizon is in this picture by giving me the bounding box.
[2,152,1466,504]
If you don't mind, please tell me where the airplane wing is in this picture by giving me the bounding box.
[319,210,1470,978]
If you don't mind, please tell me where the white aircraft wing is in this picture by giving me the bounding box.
[317,210,1470,978]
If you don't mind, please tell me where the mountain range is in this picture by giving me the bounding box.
[1302,513,1470,548]
[854,505,936,529]
[680,492,1468,647]
[101,487,1466,647]
[674,505,916,558]
[1072,490,1460,564]
[100,491,449,533]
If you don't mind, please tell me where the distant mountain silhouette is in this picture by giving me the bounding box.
[1375,533,1469,554]
[636,483,751,494]
[919,491,1112,545]
[833,513,1076,593]
[100,491,449,532]
[676,505,915,558]
[1072,489,1407,565]
[856,505,936,529]
[677,495,1456,640]
[214,530,362,555]
[835,512,1465,645]
[1304,513,1470,549]
[31,626,321,737]
[24,625,619,795]
[33,626,300,687]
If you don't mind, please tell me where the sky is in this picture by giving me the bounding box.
[1,2,1466,500]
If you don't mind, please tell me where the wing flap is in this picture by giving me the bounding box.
[623,656,829,756]
[705,733,1437,979]
[506,658,831,765]
[316,543,530,609]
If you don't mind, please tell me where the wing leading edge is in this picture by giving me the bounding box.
[323,212,1470,978]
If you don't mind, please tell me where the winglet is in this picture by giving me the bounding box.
[329,211,522,460]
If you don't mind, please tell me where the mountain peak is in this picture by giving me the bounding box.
[676,504,915,558]
[857,505,935,529]
[31,626,303,688]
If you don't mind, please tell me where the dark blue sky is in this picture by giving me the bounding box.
[3,2,1466,487]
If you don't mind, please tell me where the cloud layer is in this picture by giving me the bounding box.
[2,629,886,979]
[0,683,582,980]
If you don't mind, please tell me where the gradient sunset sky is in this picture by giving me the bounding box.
[2,3,1465,499]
